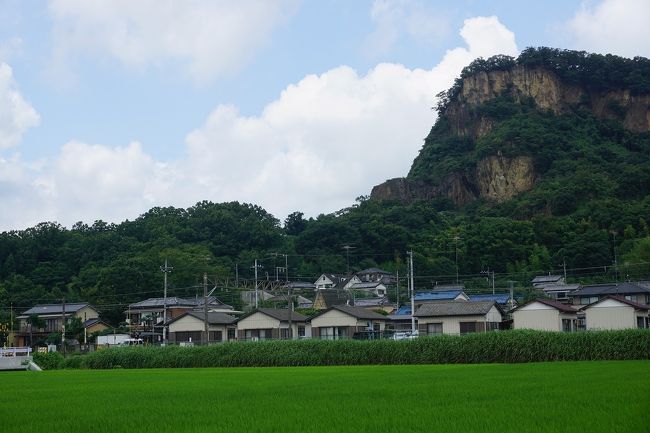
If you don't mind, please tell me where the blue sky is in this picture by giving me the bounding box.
[0,0,648,231]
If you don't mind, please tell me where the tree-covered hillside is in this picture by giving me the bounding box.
[2,48,650,326]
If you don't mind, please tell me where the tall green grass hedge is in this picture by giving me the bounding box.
[62,329,650,370]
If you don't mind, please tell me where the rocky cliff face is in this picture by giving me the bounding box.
[370,62,650,207]
[448,65,650,135]
[371,155,535,206]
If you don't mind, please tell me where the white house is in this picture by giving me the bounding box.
[167,311,237,344]
[310,305,388,340]
[235,308,309,340]
[512,299,579,332]
[414,301,503,336]
[581,296,649,330]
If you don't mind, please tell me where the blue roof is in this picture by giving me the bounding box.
[394,306,412,315]
[414,290,463,301]
[469,294,511,304]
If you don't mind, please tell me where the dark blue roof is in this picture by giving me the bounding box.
[469,294,511,304]
[414,290,463,301]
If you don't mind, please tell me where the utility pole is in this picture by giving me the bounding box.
[203,273,209,345]
[342,245,355,275]
[235,263,239,288]
[612,232,619,284]
[408,251,416,334]
[507,281,516,311]
[453,236,461,284]
[160,259,173,344]
[61,297,66,358]
[287,284,293,340]
[563,260,567,282]
[396,269,399,310]
[252,260,261,308]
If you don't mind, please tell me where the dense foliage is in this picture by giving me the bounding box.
[61,330,650,369]
[2,49,650,327]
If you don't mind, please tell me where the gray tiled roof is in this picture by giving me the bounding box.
[572,282,650,297]
[173,311,238,325]
[20,303,91,316]
[256,308,308,322]
[128,296,232,310]
[415,301,498,317]
[532,275,563,283]
[329,305,388,320]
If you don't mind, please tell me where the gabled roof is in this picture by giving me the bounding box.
[514,298,578,314]
[128,296,232,310]
[20,303,93,317]
[415,301,500,317]
[542,284,581,293]
[282,281,316,290]
[267,294,313,305]
[414,290,465,301]
[468,293,512,304]
[238,308,308,323]
[349,282,385,290]
[312,305,388,321]
[315,289,349,307]
[532,275,563,284]
[168,311,237,326]
[572,282,650,297]
[353,297,393,308]
[579,296,649,311]
[83,318,109,328]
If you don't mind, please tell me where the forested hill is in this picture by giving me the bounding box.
[2,48,650,326]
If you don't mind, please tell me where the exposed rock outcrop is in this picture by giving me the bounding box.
[371,155,536,206]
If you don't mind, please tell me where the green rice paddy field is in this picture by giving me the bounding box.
[2,361,648,433]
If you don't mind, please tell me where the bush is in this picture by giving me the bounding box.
[68,329,650,369]
[33,351,65,370]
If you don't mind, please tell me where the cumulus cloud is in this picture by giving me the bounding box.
[0,15,518,230]
[0,62,40,149]
[365,0,450,57]
[48,0,298,83]
[567,0,650,57]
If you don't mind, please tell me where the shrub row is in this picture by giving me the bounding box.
[56,329,650,370]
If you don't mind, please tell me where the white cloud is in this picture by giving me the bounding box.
[567,0,650,57]
[365,0,450,56]
[48,0,298,83]
[0,62,40,149]
[0,15,518,230]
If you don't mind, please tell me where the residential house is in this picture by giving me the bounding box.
[413,290,469,310]
[313,289,350,310]
[241,289,275,308]
[512,299,579,332]
[355,268,395,285]
[282,281,317,292]
[541,284,581,303]
[314,274,349,290]
[167,311,237,344]
[570,282,650,306]
[581,296,649,330]
[352,296,395,314]
[126,296,234,342]
[414,301,503,336]
[310,305,388,340]
[348,281,388,297]
[16,302,100,347]
[236,308,309,340]
[432,283,465,292]
[531,275,566,288]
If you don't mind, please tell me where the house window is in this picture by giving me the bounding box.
[45,318,58,332]
[580,296,599,305]
[175,331,202,342]
[298,326,305,338]
[561,319,574,332]
[637,317,647,329]
[427,323,443,336]
[459,322,477,335]
[555,292,567,300]
[576,317,586,331]
[486,322,500,331]
[280,328,291,339]
[320,327,334,340]
[373,322,380,331]
[209,331,223,342]
[227,329,236,341]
